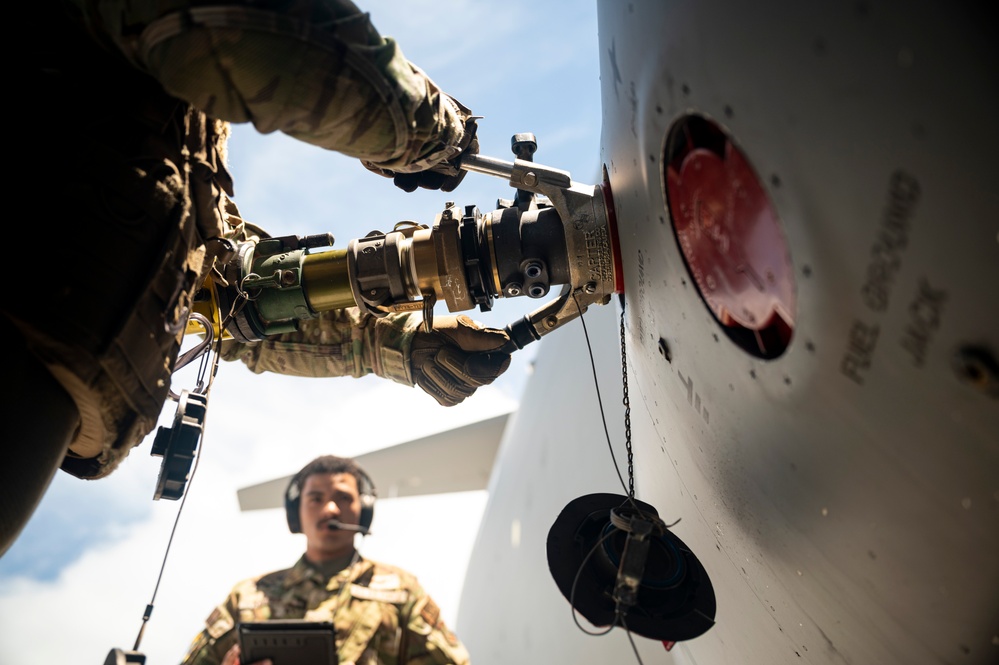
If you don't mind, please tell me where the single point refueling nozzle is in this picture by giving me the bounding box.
[195,134,623,352]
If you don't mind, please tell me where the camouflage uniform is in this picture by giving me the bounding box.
[11,0,473,481]
[221,307,422,385]
[181,554,470,665]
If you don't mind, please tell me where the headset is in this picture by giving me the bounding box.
[284,459,377,535]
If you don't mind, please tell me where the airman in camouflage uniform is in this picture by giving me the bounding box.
[3,0,509,555]
[182,555,469,665]
[181,455,470,664]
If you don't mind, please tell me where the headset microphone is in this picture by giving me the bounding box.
[325,520,371,534]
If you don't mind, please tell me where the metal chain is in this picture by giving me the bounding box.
[619,308,634,499]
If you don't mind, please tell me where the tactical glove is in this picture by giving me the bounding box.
[363,94,480,194]
[410,315,511,406]
[392,116,479,193]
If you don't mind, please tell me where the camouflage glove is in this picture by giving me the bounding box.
[411,315,511,406]
[392,115,479,193]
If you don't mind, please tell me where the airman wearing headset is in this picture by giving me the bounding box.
[180,455,470,665]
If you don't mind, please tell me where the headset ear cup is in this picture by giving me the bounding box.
[285,476,302,534]
[359,498,374,533]
[358,470,377,533]
[287,499,301,533]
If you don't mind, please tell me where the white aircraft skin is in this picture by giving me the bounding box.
[457,2,998,665]
[239,2,997,663]
[455,304,677,663]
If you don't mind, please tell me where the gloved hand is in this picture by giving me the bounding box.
[410,315,511,406]
[392,116,479,193]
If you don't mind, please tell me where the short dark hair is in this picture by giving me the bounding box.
[293,455,366,489]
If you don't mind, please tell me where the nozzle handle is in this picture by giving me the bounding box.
[503,316,542,353]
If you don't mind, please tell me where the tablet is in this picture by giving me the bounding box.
[238,620,337,665]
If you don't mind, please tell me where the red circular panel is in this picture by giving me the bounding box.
[665,117,795,358]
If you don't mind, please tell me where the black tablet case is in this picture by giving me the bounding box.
[238,620,337,665]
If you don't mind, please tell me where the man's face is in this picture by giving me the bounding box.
[299,472,362,562]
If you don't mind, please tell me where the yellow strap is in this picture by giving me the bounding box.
[185,274,232,340]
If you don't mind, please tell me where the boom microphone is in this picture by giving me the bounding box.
[325,520,370,534]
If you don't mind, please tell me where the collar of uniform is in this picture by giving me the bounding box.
[282,555,319,587]
[284,552,360,587]
[316,551,361,579]
[326,558,376,593]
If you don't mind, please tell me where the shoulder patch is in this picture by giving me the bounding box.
[350,584,409,604]
[420,597,441,627]
[206,606,234,639]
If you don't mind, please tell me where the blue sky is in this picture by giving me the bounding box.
[0,2,601,663]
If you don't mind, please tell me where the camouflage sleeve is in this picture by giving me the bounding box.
[220,307,422,386]
[179,592,240,665]
[403,592,471,665]
[71,0,470,172]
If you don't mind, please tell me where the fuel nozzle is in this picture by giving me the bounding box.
[206,134,623,350]
[346,135,623,349]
